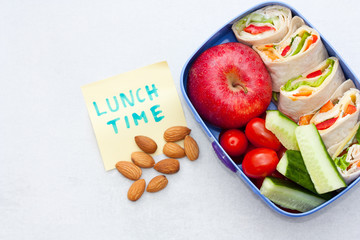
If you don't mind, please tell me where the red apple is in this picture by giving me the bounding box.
[187,42,272,129]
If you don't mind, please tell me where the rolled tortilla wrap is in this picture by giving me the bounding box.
[328,122,360,158]
[232,5,292,46]
[328,79,355,101]
[333,143,360,184]
[278,57,345,122]
[253,17,328,91]
[309,86,360,149]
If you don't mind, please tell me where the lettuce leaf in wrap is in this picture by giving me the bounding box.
[282,58,335,92]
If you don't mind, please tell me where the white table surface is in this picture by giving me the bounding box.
[1,0,360,239]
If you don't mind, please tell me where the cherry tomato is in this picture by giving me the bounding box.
[219,129,248,157]
[242,148,279,178]
[245,118,281,151]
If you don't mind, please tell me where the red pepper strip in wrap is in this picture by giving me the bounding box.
[316,117,338,130]
[281,45,290,56]
[244,24,276,35]
[306,70,322,79]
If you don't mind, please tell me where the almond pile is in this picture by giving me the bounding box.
[115,126,199,201]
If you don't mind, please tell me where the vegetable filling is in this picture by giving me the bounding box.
[282,58,335,93]
[298,96,358,130]
[335,144,360,176]
[234,12,279,34]
[256,30,318,62]
[244,24,276,35]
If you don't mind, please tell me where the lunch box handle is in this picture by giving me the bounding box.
[211,142,237,172]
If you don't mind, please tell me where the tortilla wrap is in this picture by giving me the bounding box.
[310,84,360,149]
[253,17,328,91]
[334,143,360,184]
[232,5,292,46]
[278,57,345,122]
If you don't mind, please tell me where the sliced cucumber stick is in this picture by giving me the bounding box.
[277,150,317,193]
[265,110,299,150]
[295,124,346,194]
[260,177,326,212]
[277,150,335,200]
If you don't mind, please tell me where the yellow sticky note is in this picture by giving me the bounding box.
[81,61,187,171]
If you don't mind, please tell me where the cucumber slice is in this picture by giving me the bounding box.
[265,110,299,150]
[295,124,346,194]
[277,150,336,200]
[277,150,316,193]
[260,177,326,212]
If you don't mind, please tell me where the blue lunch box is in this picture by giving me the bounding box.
[180,1,360,217]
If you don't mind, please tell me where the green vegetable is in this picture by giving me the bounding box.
[295,124,346,194]
[291,31,311,56]
[290,35,297,46]
[334,154,350,171]
[282,58,335,92]
[234,17,248,31]
[250,13,274,24]
[272,91,278,102]
[282,75,303,92]
[277,150,336,200]
[260,177,326,212]
[265,110,299,150]
[234,12,275,31]
[277,150,316,193]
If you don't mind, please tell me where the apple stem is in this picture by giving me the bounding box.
[233,83,248,94]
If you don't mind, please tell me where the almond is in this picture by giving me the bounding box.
[134,135,157,153]
[146,175,168,192]
[164,126,191,142]
[128,179,146,201]
[163,142,186,158]
[154,158,180,174]
[131,151,155,168]
[115,161,142,180]
[184,135,199,161]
